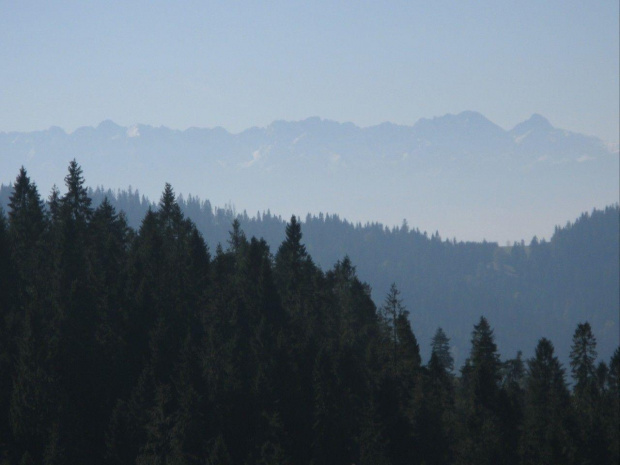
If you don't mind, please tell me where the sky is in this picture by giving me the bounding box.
[1,1,619,144]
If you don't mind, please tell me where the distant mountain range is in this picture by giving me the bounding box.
[1,111,617,242]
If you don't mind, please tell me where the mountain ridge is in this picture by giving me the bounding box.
[0,110,606,140]
[1,111,617,243]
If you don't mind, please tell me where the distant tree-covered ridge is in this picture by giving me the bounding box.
[0,161,618,464]
[1,172,618,364]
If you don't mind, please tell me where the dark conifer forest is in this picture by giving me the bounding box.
[0,162,618,464]
[5,172,618,364]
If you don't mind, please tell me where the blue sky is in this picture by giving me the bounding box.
[1,0,618,143]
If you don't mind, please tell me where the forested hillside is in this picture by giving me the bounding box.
[0,162,618,464]
[4,177,617,364]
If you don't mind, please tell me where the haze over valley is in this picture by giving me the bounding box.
[2,111,617,243]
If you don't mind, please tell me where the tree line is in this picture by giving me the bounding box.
[0,162,618,464]
[1,179,618,364]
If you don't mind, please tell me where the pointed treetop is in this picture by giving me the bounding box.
[534,338,556,361]
[431,327,454,373]
[470,316,500,370]
[11,166,31,197]
[333,255,355,282]
[284,215,307,257]
[61,159,92,221]
[159,183,175,211]
[9,167,41,211]
[570,322,598,391]
[227,218,247,252]
[8,166,46,240]
[382,283,407,319]
[92,197,118,224]
[158,183,183,228]
[64,159,86,192]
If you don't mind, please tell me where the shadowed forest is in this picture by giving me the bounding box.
[3,177,618,365]
[4,173,618,365]
[0,161,618,464]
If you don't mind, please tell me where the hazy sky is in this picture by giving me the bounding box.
[1,1,618,143]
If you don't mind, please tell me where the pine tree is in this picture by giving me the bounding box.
[380,283,404,373]
[227,218,247,255]
[47,185,61,224]
[61,159,92,225]
[421,351,456,464]
[376,285,420,464]
[395,313,421,372]
[7,167,46,279]
[569,322,609,464]
[520,338,574,465]
[274,216,320,463]
[159,183,184,232]
[51,160,99,463]
[570,322,597,396]
[274,215,315,313]
[431,327,454,373]
[468,316,501,405]
[87,198,133,452]
[457,317,504,465]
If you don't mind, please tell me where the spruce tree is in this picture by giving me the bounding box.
[570,322,597,395]
[8,167,46,279]
[51,160,99,463]
[380,284,404,373]
[468,316,501,405]
[227,218,247,255]
[431,327,454,373]
[61,159,92,225]
[520,338,574,464]
[457,317,504,465]
[569,322,613,464]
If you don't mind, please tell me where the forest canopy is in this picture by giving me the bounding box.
[0,162,618,464]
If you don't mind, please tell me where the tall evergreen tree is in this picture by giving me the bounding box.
[51,160,99,463]
[520,338,574,465]
[4,170,57,463]
[467,317,502,405]
[569,322,611,464]
[227,218,247,255]
[274,215,315,316]
[274,216,319,463]
[431,327,454,373]
[380,284,405,373]
[421,350,457,464]
[61,159,93,225]
[570,322,598,396]
[376,285,420,464]
[394,312,421,375]
[7,167,46,279]
[457,317,504,465]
